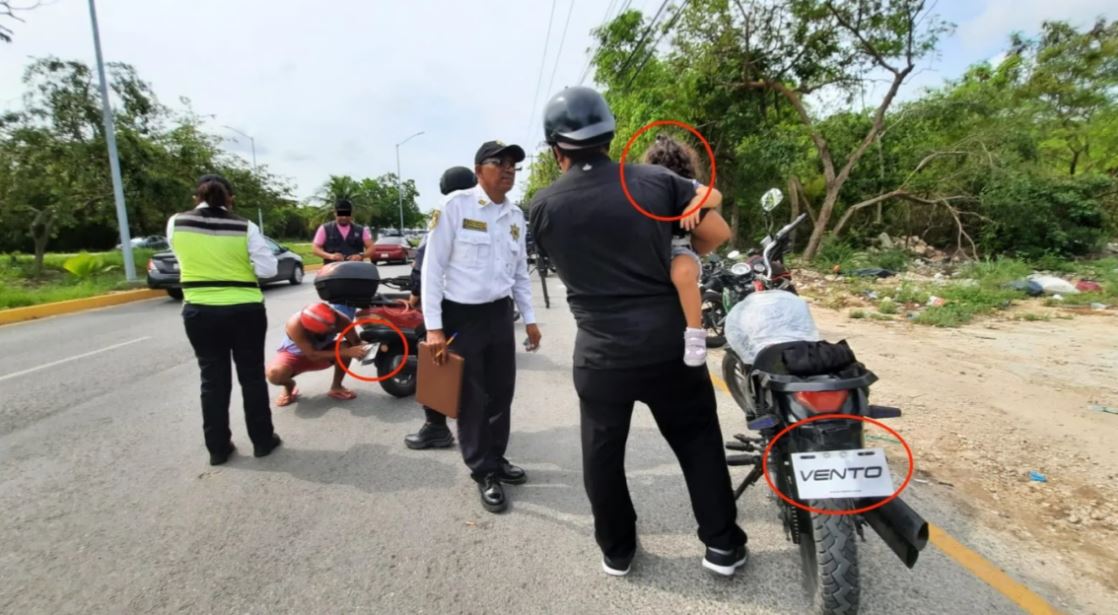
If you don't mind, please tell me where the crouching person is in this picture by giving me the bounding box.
[266,303,371,406]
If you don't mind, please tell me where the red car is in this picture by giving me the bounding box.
[371,236,413,264]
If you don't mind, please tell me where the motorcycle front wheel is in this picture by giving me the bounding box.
[702,299,726,348]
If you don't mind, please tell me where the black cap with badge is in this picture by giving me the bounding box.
[475,140,526,165]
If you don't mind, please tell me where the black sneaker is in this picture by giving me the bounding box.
[602,552,635,577]
[702,545,748,577]
[404,422,455,450]
[209,443,235,466]
[254,434,283,458]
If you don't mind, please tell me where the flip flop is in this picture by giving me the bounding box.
[275,387,300,407]
[327,388,358,401]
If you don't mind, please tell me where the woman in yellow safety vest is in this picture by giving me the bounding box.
[167,174,283,465]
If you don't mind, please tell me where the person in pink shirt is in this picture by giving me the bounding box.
[312,198,374,263]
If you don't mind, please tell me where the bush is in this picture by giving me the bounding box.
[979,173,1114,258]
[816,240,858,271]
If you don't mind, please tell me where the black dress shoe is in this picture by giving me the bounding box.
[497,460,527,485]
[254,434,283,458]
[477,474,507,513]
[404,422,455,450]
[209,443,236,466]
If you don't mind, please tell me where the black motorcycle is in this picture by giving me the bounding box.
[721,191,927,615]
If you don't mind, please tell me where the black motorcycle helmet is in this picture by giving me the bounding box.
[439,166,477,195]
[543,86,616,150]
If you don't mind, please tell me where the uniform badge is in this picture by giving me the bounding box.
[478,199,489,206]
[428,209,441,230]
[463,218,488,232]
[510,224,520,241]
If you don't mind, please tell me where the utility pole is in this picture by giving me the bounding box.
[88,0,135,281]
[395,131,425,233]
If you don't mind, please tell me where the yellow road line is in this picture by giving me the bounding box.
[711,373,730,393]
[709,372,1062,613]
[928,524,1063,614]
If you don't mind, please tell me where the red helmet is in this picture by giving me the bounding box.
[300,303,339,335]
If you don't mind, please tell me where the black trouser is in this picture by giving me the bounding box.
[442,298,516,479]
[574,361,747,559]
[182,303,275,454]
[423,406,447,426]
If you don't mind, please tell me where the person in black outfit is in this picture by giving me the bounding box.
[312,198,374,264]
[528,87,747,577]
[168,175,283,465]
[404,166,477,450]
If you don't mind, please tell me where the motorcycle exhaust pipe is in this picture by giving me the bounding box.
[857,496,928,569]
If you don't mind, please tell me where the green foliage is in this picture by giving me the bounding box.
[877,298,899,315]
[849,309,866,319]
[979,172,1111,258]
[814,240,858,271]
[62,252,115,278]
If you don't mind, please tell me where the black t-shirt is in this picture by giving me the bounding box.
[529,153,697,369]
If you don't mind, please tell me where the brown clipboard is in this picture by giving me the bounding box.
[416,341,464,419]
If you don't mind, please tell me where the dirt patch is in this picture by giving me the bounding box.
[807,305,1118,598]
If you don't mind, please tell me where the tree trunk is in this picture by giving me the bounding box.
[803,188,840,261]
[788,178,801,248]
[30,209,53,278]
[728,196,741,249]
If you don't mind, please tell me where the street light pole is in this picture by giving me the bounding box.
[395,131,424,233]
[223,125,261,228]
[87,0,135,281]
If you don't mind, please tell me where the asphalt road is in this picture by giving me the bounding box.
[0,265,1049,614]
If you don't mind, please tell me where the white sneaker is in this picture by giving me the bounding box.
[684,327,707,367]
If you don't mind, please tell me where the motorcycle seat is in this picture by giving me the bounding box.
[754,339,859,377]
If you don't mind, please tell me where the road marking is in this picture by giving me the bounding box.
[710,371,1062,613]
[0,336,152,383]
[711,373,729,393]
[928,524,1063,614]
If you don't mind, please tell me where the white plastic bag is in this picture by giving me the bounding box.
[725,290,821,364]
[1027,274,1079,295]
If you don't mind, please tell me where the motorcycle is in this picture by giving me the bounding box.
[721,189,928,615]
[314,264,422,399]
[355,275,424,398]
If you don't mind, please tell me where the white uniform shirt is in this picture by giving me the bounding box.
[166,203,278,278]
[421,184,536,330]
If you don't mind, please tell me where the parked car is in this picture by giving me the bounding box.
[146,236,304,299]
[117,235,169,250]
[371,236,414,264]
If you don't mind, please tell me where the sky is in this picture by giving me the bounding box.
[1,0,1114,213]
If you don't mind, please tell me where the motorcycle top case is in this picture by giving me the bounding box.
[725,290,821,364]
[314,261,380,307]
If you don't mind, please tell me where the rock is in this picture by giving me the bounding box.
[1090,510,1105,521]
[878,232,894,250]
[1067,514,1081,525]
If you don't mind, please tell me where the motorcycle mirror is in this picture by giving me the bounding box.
[761,188,784,212]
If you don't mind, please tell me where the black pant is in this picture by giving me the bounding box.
[424,406,447,426]
[574,361,747,558]
[442,298,516,479]
[182,303,275,454]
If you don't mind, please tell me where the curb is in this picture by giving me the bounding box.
[0,262,327,327]
[0,289,167,326]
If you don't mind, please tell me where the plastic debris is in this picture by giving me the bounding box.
[1028,274,1079,296]
[864,290,879,300]
[1091,303,1108,311]
[1088,404,1118,415]
[1029,471,1048,483]
[849,267,896,278]
[927,296,946,307]
[1052,294,1065,302]
[1008,280,1045,297]
[1075,280,1102,293]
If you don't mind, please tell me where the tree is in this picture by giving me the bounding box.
[312,173,424,234]
[1,1,40,43]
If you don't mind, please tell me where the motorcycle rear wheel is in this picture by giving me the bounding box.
[378,355,416,398]
[721,351,756,420]
[702,300,726,348]
[798,498,861,615]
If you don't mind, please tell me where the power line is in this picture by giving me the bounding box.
[613,0,672,83]
[525,0,560,147]
[624,0,689,90]
[545,1,577,98]
[578,0,626,85]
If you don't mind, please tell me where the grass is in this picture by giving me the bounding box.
[1,249,155,310]
[849,309,867,319]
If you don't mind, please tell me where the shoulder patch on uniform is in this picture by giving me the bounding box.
[428,209,441,230]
